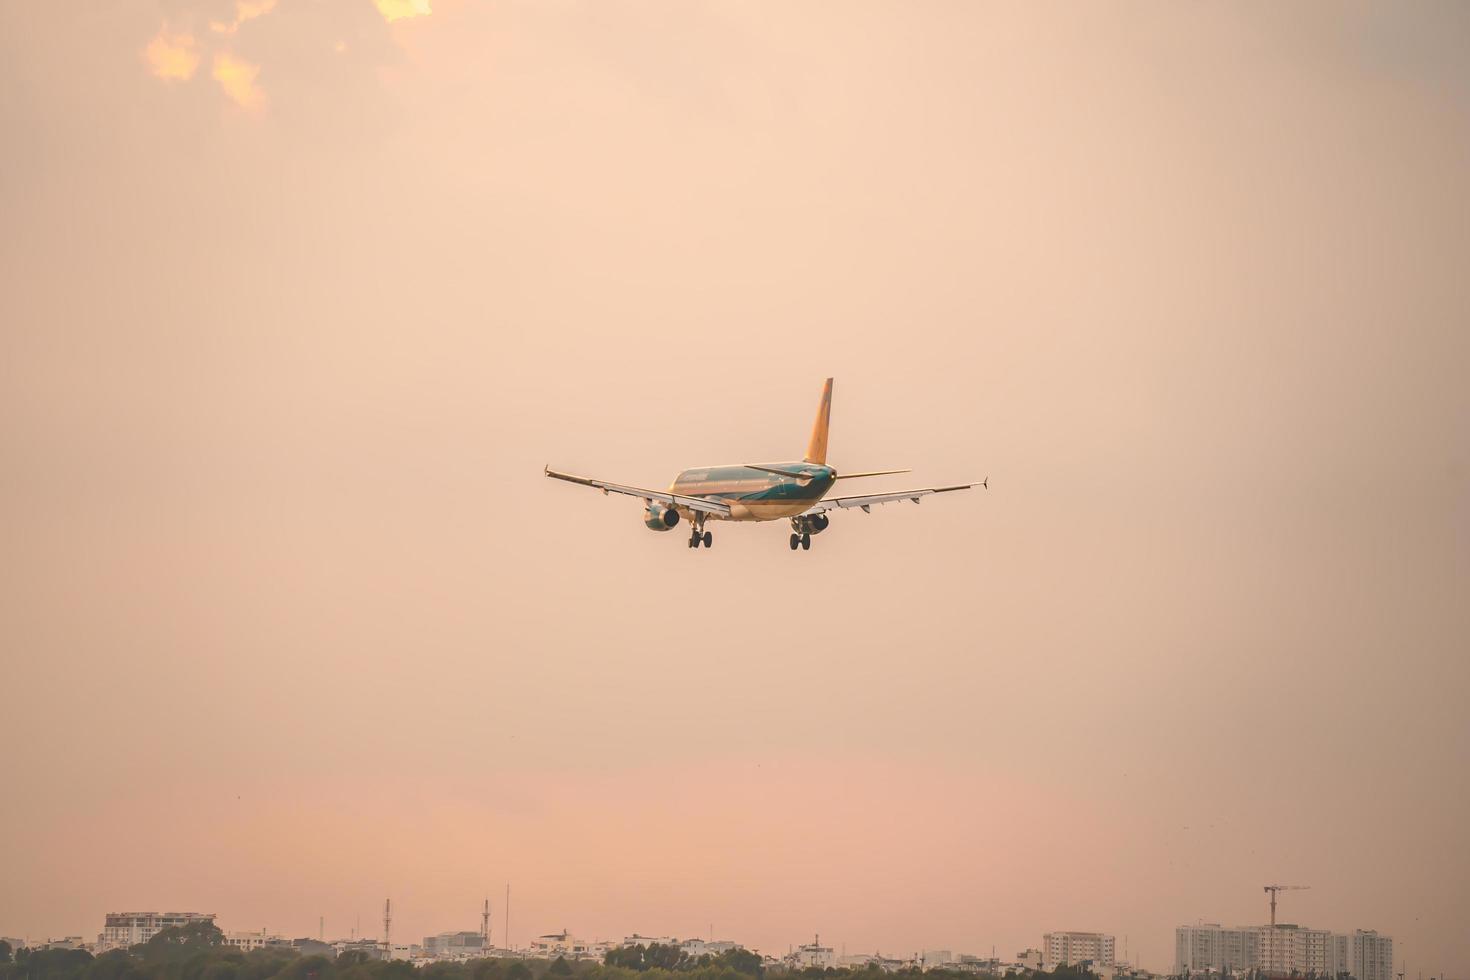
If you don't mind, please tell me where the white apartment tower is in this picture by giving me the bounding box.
[1350,931,1393,980]
[1174,924,1391,978]
[100,913,216,951]
[1043,933,1116,970]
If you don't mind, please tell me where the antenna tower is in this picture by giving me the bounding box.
[384,899,392,956]
[482,898,491,948]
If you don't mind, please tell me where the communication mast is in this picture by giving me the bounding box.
[383,899,392,958]
[482,898,491,948]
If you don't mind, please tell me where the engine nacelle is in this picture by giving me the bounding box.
[809,513,830,534]
[643,502,681,531]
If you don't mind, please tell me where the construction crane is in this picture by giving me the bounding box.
[1264,884,1310,926]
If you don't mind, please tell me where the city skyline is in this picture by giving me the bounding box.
[3,898,1423,977]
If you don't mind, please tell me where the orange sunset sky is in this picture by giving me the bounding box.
[1,1,1467,976]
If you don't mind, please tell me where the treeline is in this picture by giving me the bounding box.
[0,926,1045,980]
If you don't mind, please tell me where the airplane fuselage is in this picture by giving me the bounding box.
[670,462,836,522]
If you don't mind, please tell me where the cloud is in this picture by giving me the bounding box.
[212,52,266,111]
[144,28,201,81]
[374,0,432,23]
[211,0,278,35]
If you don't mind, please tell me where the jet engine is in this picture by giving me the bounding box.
[643,502,681,531]
[808,513,830,534]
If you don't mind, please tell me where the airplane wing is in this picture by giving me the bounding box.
[805,479,986,515]
[545,466,732,517]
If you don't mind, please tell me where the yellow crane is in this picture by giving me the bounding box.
[1261,885,1311,976]
[1263,884,1310,927]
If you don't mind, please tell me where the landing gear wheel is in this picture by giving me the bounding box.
[689,531,700,548]
[789,533,800,550]
[703,530,713,548]
[801,532,811,550]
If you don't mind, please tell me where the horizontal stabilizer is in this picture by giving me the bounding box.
[833,468,910,480]
[545,466,732,516]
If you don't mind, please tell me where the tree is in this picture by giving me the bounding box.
[9,947,94,980]
[549,959,573,977]
[505,964,533,980]
[642,948,687,973]
[142,924,226,964]
[273,956,334,980]
[604,951,644,972]
[711,950,762,979]
[84,951,137,980]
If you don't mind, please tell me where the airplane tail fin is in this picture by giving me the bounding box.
[804,377,833,464]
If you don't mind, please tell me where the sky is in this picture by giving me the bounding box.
[1,0,1468,975]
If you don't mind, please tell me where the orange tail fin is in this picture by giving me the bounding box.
[804,377,833,464]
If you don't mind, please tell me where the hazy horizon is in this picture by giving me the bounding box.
[1,1,1467,976]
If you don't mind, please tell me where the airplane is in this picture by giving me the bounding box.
[545,378,985,551]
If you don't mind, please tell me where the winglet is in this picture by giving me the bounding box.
[804,377,833,464]
[982,476,989,489]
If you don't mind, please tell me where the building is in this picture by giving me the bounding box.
[291,939,337,958]
[1044,933,1116,970]
[838,954,909,972]
[1350,931,1393,980]
[333,940,390,961]
[1089,964,1154,980]
[923,951,955,969]
[679,940,738,960]
[424,932,486,958]
[954,956,1005,974]
[620,936,676,949]
[790,937,836,970]
[529,932,605,960]
[1016,949,1045,971]
[1174,923,1392,978]
[223,931,286,952]
[100,914,216,951]
[1175,923,1259,975]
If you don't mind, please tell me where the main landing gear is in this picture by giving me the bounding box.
[788,514,820,551]
[688,516,713,549]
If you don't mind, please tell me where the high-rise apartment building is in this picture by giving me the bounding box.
[1350,931,1393,980]
[1174,923,1391,978]
[1043,932,1116,969]
[99,914,216,951]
